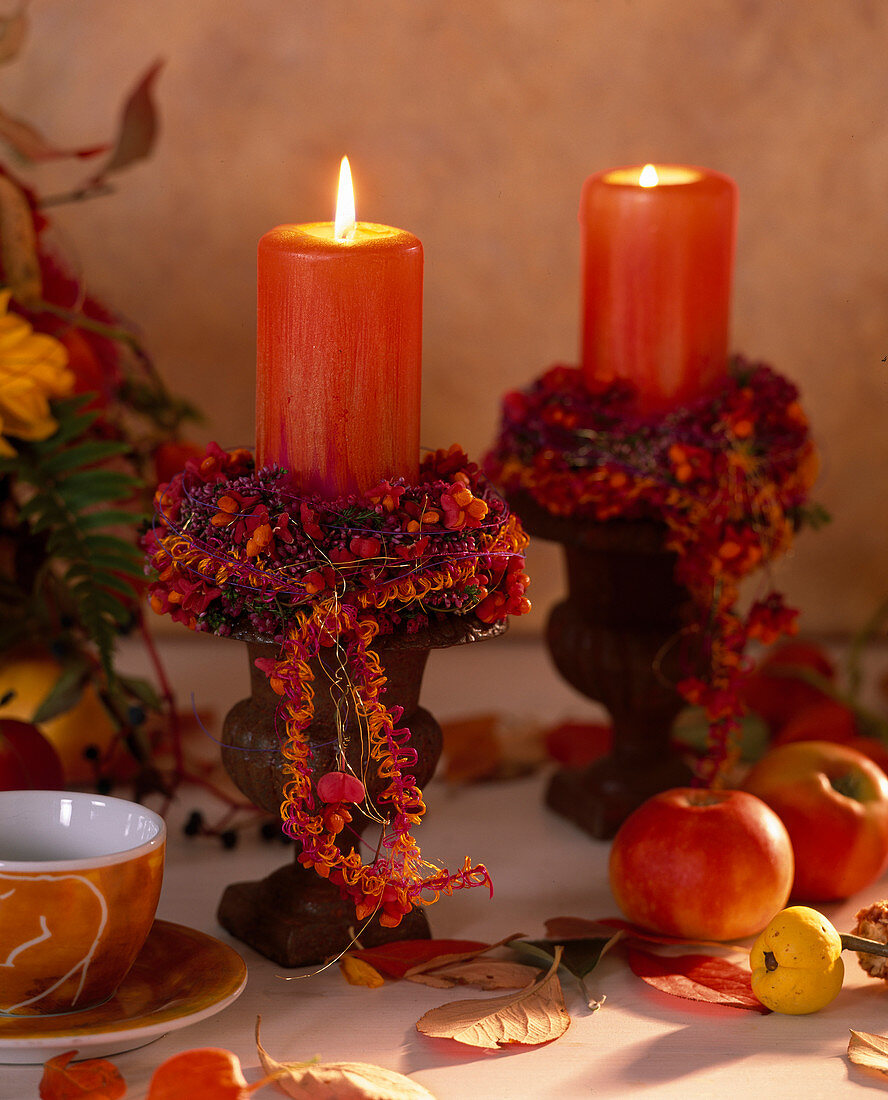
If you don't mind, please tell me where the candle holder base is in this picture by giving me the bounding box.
[509,492,696,839]
[218,858,432,968]
[217,617,505,967]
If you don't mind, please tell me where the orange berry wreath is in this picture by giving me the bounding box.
[485,358,821,782]
[144,443,529,925]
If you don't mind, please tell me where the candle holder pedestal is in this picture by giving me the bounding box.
[217,617,505,967]
[509,492,695,840]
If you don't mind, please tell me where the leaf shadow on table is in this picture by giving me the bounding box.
[599,1007,854,1092]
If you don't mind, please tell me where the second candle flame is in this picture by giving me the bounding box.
[334,156,357,240]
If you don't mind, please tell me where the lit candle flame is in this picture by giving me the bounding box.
[334,156,356,240]
[639,164,659,188]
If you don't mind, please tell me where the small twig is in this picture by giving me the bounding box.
[841,934,888,957]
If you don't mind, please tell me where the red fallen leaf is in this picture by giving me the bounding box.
[626,947,768,1013]
[147,1048,256,1099]
[543,721,612,767]
[39,1050,126,1100]
[347,938,489,980]
[545,915,731,948]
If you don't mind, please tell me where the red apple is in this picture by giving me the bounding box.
[0,717,65,791]
[608,787,794,940]
[743,740,888,901]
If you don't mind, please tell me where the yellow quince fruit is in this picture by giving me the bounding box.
[750,905,844,1014]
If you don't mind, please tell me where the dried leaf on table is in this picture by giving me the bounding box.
[39,1050,126,1100]
[256,1017,435,1098]
[344,938,489,980]
[627,948,768,1013]
[408,957,540,990]
[147,1048,254,1099]
[340,954,385,988]
[849,1030,888,1078]
[416,948,570,1049]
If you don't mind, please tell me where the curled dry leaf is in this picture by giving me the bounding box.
[415,947,570,1050]
[848,1030,888,1078]
[256,1016,435,1099]
[627,948,768,1013]
[340,955,385,988]
[407,957,540,990]
[39,1050,126,1100]
[147,1048,254,1100]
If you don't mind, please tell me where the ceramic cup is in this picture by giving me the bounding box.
[0,790,165,1016]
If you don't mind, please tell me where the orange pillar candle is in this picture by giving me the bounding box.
[256,158,422,498]
[579,163,737,414]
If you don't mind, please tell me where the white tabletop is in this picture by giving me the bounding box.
[2,634,887,1099]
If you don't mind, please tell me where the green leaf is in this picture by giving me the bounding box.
[511,933,624,1010]
[76,509,143,532]
[82,534,142,558]
[61,468,139,502]
[78,552,143,578]
[31,660,92,724]
[41,439,132,475]
[45,397,101,444]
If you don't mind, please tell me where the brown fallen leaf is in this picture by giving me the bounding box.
[39,1050,126,1100]
[256,1016,435,1098]
[340,955,385,988]
[407,958,539,990]
[849,1029,888,1078]
[415,947,570,1049]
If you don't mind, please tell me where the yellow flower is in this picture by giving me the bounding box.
[0,289,73,456]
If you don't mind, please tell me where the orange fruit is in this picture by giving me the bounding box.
[0,654,116,783]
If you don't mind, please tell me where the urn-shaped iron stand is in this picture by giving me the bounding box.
[217,616,505,967]
[509,492,695,839]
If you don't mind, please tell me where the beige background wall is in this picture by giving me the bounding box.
[5,1,888,637]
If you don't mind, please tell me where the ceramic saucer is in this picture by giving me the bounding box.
[0,919,247,1064]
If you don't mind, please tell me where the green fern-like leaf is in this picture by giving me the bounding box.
[8,395,145,676]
